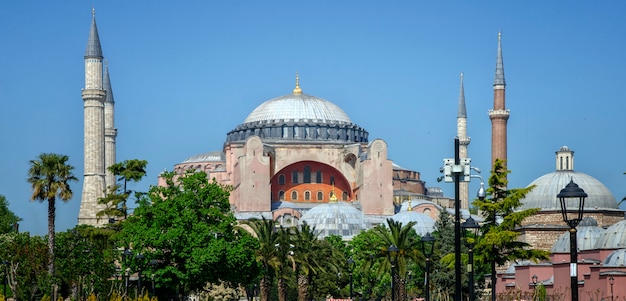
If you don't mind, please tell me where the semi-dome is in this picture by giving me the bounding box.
[595,220,626,249]
[551,217,604,253]
[519,147,618,211]
[603,248,626,266]
[299,202,368,239]
[390,211,436,236]
[226,77,368,143]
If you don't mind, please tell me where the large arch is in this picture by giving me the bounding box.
[270,160,352,203]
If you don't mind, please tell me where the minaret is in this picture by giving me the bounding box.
[488,32,510,170]
[457,73,470,209]
[79,9,107,226]
[103,62,117,191]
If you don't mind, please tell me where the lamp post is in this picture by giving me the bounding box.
[135,253,145,296]
[420,233,435,301]
[387,245,399,301]
[149,259,157,297]
[347,257,354,300]
[609,276,615,301]
[461,217,480,301]
[531,274,538,300]
[557,179,587,301]
[440,138,484,301]
[122,248,133,298]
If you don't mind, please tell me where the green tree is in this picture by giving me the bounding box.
[292,222,331,301]
[0,195,21,234]
[97,159,148,222]
[371,219,421,301]
[472,159,550,301]
[27,153,78,278]
[118,170,256,299]
[432,210,456,300]
[0,232,49,301]
[245,217,279,301]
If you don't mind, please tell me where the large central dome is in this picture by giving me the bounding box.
[226,77,368,143]
[244,93,352,124]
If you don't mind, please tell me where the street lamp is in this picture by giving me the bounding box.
[387,245,399,301]
[609,276,615,301]
[461,217,480,301]
[149,259,157,297]
[135,253,145,296]
[557,179,587,301]
[347,257,354,300]
[440,137,484,301]
[122,248,133,298]
[420,233,435,301]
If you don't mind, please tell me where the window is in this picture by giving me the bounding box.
[291,191,298,201]
[304,191,311,201]
[342,191,348,201]
[292,171,298,184]
[316,171,322,183]
[278,174,285,185]
[330,176,335,185]
[279,190,285,200]
[303,166,311,183]
[317,191,324,201]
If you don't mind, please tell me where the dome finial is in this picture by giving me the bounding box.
[407,199,412,211]
[293,72,302,95]
[329,184,338,202]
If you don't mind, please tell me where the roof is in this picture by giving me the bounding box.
[85,11,103,59]
[244,93,352,125]
[299,202,368,239]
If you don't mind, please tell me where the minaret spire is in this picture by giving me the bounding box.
[494,31,506,87]
[457,72,470,209]
[104,61,117,192]
[489,31,510,173]
[80,9,108,226]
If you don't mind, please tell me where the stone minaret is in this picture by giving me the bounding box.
[79,9,107,226]
[488,32,510,170]
[457,73,470,209]
[103,62,117,190]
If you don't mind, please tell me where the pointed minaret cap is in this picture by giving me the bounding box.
[104,61,114,103]
[85,8,104,59]
[458,72,466,118]
[293,73,303,95]
[494,31,506,87]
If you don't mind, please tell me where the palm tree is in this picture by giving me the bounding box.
[27,153,78,277]
[273,225,295,301]
[293,222,326,301]
[245,217,279,301]
[372,218,420,301]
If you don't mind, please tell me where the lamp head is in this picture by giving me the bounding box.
[477,182,486,200]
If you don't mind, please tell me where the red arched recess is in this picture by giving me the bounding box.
[270,160,352,203]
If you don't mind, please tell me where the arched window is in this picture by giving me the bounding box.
[282,125,289,138]
[278,190,285,200]
[278,174,285,185]
[303,166,311,183]
[304,191,311,201]
[317,191,324,201]
[330,176,335,185]
[316,171,322,183]
[291,191,298,201]
[292,171,299,184]
[342,191,348,201]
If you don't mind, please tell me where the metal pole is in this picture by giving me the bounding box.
[391,263,396,301]
[569,226,578,301]
[349,270,353,300]
[468,247,474,301]
[425,257,431,301]
[454,137,462,301]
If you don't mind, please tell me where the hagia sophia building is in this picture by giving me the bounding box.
[77,11,626,298]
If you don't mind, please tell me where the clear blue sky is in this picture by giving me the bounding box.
[1,1,625,236]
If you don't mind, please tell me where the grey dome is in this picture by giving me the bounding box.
[299,202,368,239]
[244,93,351,124]
[390,211,436,236]
[551,217,604,253]
[603,248,626,266]
[226,88,368,143]
[595,220,626,249]
[519,171,617,211]
[182,151,225,163]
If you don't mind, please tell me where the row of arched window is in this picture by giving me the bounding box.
[277,190,349,201]
[277,168,335,185]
